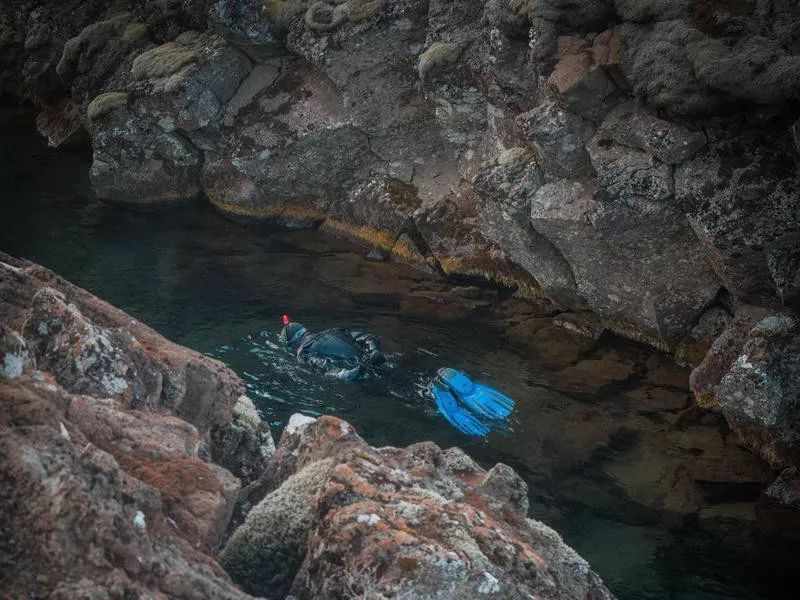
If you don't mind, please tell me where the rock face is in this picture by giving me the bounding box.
[220,414,615,600]
[0,253,245,446]
[716,316,800,469]
[4,0,798,356]
[690,309,800,496]
[0,252,276,598]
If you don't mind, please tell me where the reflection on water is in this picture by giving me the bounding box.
[1,110,798,600]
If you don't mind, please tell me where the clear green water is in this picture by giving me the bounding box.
[2,112,797,600]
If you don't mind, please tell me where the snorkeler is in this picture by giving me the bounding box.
[280,315,385,381]
[279,316,514,436]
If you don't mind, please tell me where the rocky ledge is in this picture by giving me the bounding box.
[222,413,614,600]
[0,252,614,598]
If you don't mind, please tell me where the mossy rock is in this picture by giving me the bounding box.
[56,13,147,83]
[131,42,197,80]
[304,2,347,31]
[342,0,386,22]
[86,92,129,122]
[418,42,462,80]
[497,147,533,168]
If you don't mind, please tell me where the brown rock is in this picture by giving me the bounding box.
[507,320,597,368]
[0,253,244,446]
[0,378,251,600]
[222,414,615,600]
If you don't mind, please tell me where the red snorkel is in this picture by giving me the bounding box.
[282,314,291,325]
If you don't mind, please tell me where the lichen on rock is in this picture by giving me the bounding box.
[86,91,129,121]
[131,41,197,80]
[221,414,615,599]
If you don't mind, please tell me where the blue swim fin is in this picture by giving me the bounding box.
[437,368,515,420]
[432,384,490,436]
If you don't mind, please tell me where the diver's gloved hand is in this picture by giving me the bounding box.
[366,349,385,366]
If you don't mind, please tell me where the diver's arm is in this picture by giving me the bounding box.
[348,330,384,365]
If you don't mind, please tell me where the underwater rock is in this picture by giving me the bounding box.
[221,414,616,600]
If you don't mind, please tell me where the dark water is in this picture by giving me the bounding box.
[2,112,797,600]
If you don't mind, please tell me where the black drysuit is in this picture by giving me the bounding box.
[287,326,384,380]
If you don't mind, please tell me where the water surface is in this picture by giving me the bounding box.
[1,111,797,600]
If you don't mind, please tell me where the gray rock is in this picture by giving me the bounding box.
[474,153,582,307]
[90,108,203,203]
[765,468,800,510]
[675,305,732,368]
[208,0,284,59]
[484,0,531,34]
[677,130,800,308]
[22,287,163,409]
[129,32,252,140]
[717,315,800,469]
[203,125,381,226]
[1,325,32,378]
[516,100,595,179]
[86,32,252,203]
[528,0,615,31]
[587,133,674,201]
[420,47,488,149]
[211,395,276,484]
[325,176,421,251]
[768,237,800,313]
[596,101,707,164]
[530,180,720,343]
[688,305,773,408]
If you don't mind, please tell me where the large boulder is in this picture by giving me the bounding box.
[0,378,252,599]
[221,414,615,600]
[716,315,800,469]
[204,124,381,226]
[516,99,596,180]
[677,128,800,310]
[473,148,582,307]
[529,180,721,345]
